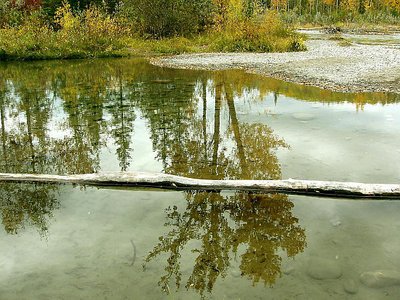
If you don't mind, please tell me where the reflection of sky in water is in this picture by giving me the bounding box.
[236,94,400,183]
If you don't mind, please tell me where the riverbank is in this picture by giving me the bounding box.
[0,3,306,61]
[152,38,400,94]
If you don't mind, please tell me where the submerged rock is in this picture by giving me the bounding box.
[230,269,241,278]
[282,261,295,275]
[360,270,400,288]
[292,112,315,121]
[307,257,342,280]
[343,279,359,294]
[330,218,342,227]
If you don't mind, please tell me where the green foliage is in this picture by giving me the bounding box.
[0,0,26,27]
[42,0,120,19]
[0,2,130,60]
[0,0,307,60]
[278,0,400,26]
[121,0,214,38]
[54,3,129,51]
[211,6,306,52]
[0,14,54,60]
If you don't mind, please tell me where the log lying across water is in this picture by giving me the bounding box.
[0,172,400,199]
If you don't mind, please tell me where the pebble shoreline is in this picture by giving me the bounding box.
[151,39,400,94]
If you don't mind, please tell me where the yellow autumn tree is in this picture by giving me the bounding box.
[271,0,288,11]
[341,0,359,11]
[323,0,336,6]
[384,0,400,12]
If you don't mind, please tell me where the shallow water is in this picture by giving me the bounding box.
[299,28,400,47]
[0,58,400,299]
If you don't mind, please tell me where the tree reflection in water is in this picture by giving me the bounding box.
[144,74,306,296]
[145,192,306,296]
[0,78,60,237]
[0,182,58,237]
[0,60,307,293]
[0,60,140,235]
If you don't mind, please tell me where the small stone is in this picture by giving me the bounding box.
[292,112,315,121]
[360,270,400,288]
[231,269,241,278]
[344,279,359,294]
[282,262,295,275]
[307,257,342,280]
[330,219,341,227]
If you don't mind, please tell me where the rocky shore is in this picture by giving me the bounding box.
[151,39,400,94]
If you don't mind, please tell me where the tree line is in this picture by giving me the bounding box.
[5,0,400,24]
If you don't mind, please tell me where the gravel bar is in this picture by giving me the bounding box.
[151,40,400,94]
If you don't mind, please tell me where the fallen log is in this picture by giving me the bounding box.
[0,172,399,199]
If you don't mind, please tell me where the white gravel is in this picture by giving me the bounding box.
[151,39,400,93]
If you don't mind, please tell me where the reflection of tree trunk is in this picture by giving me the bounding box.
[202,80,207,161]
[119,75,127,171]
[212,83,222,171]
[161,101,167,170]
[25,103,36,173]
[0,102,7,172]
[225,86,248,178]
[273,92,278,106]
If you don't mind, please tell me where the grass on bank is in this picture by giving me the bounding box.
[0,4,306,60]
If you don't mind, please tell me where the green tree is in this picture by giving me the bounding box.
[121,0,214,37]
[42,0,119,19]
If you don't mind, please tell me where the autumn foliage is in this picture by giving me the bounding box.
[10,0,42,10]
[0,2,130,60]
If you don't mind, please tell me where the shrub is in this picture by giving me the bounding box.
[55,3,129,53]
[0,0,307,59]
[0,0,26,27]
[211,8,307,52]
[0,12,56,59]
[121,0,214,38]
[42,0,121,22]
[0,2,130,60]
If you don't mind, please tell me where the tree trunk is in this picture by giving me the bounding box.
[0,172,400,199]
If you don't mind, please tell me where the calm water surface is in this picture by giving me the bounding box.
[0,59,400,299]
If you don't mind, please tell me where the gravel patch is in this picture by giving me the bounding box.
[151,40,400,93]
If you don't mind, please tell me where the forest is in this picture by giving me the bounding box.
[1,0,399,60]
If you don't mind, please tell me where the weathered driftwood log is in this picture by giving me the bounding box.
[0,172,399,199]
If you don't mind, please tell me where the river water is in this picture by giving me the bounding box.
[0,58,400,299]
